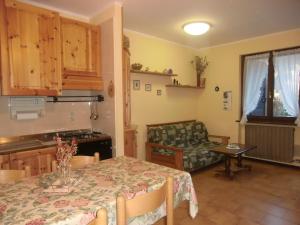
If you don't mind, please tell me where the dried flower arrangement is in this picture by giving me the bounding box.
[194,56,208,76]
[192,56,209,87]
[56,135,78,166]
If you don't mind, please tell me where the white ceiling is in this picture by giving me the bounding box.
[26,0,300,48]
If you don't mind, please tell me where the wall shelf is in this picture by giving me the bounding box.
[165,85,203,89]
[130,70,178,77]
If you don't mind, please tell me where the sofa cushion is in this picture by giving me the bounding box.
[148,123,191,147]
[162,125,177,146]
[192,121,209,144]
[148,121,209,146]
[148,126,163,144]
[183,122,194,144]
[183,141,223,171]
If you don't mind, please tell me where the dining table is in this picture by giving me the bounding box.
[0,156,198,225]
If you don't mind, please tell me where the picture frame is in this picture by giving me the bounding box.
[157,90,162,96]
[133,80,140,90]
[145,84,151,92]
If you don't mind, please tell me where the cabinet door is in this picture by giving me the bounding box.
[61,18,103,90]
[9,147,56,175]
[0,154,10,169]
[123,48,131,127]
[38,147,56,173]
[10,149,41,176]
[124,129,137,158]
[0,0,62,96]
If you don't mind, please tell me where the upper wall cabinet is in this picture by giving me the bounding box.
[0,0,62,96]
[61,18,103,90]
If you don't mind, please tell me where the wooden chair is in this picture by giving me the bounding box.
[0,165,31,184]
[88,208,108,225]
[52,152,100,171]
[117,176,174,225]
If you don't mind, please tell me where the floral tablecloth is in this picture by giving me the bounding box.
[0,156,198,225]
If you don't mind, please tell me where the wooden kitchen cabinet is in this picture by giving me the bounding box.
[61,18,103,90]
[39,147,56,173]
[9,147,56,176]
[10,149,41,175]
[124,127,137,158]
[0,0,62,96]
[0,154,10,169]
[123,47,131,127]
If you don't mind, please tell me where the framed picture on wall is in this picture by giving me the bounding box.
[145,84,151,91]
[133,80,140,90]
[157,90,162,96]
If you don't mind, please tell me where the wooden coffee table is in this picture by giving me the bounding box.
[210,144,257,179]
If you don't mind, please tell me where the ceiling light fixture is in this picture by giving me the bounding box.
[183,22,210,36]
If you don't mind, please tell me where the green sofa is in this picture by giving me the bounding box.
[146,120,230,171]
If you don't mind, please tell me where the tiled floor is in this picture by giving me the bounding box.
[155,160,300,225]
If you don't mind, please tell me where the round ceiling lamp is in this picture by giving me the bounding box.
[183,22,210,35]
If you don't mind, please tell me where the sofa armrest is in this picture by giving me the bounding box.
[208,135,230,144]
[145,142,184,170]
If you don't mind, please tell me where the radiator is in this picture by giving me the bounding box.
[245,124,295,163]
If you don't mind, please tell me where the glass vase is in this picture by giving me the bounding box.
[58,162,71,186]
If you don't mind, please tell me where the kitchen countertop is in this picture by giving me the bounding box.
[0,130,111,155]
[0,139,56,154]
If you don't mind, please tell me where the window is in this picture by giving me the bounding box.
[241,47,300,125]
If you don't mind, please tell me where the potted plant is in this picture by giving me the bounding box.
[193,56,208,88]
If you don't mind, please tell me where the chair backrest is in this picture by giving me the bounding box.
[88,208,108,225]
[70,152,100,169]
[117,176,174,225]
[0,165,31,184]
[52,152,100,171]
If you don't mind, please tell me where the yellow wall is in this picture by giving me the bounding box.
[91,3,124,156]
[125,30,201,159]
[127,28,300,160]
[197,29,300,145]
[91,19,117,156]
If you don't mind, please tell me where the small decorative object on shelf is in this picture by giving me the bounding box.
[55,135,78,185]
[131,63,143,71]
[163,68,173,75]
[173,79,180,85]
[192,56,208,88]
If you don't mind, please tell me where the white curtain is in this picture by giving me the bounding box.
[241,53,269,124]
[274,48,300,125]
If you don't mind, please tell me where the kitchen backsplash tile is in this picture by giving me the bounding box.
[0,97,91,137]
